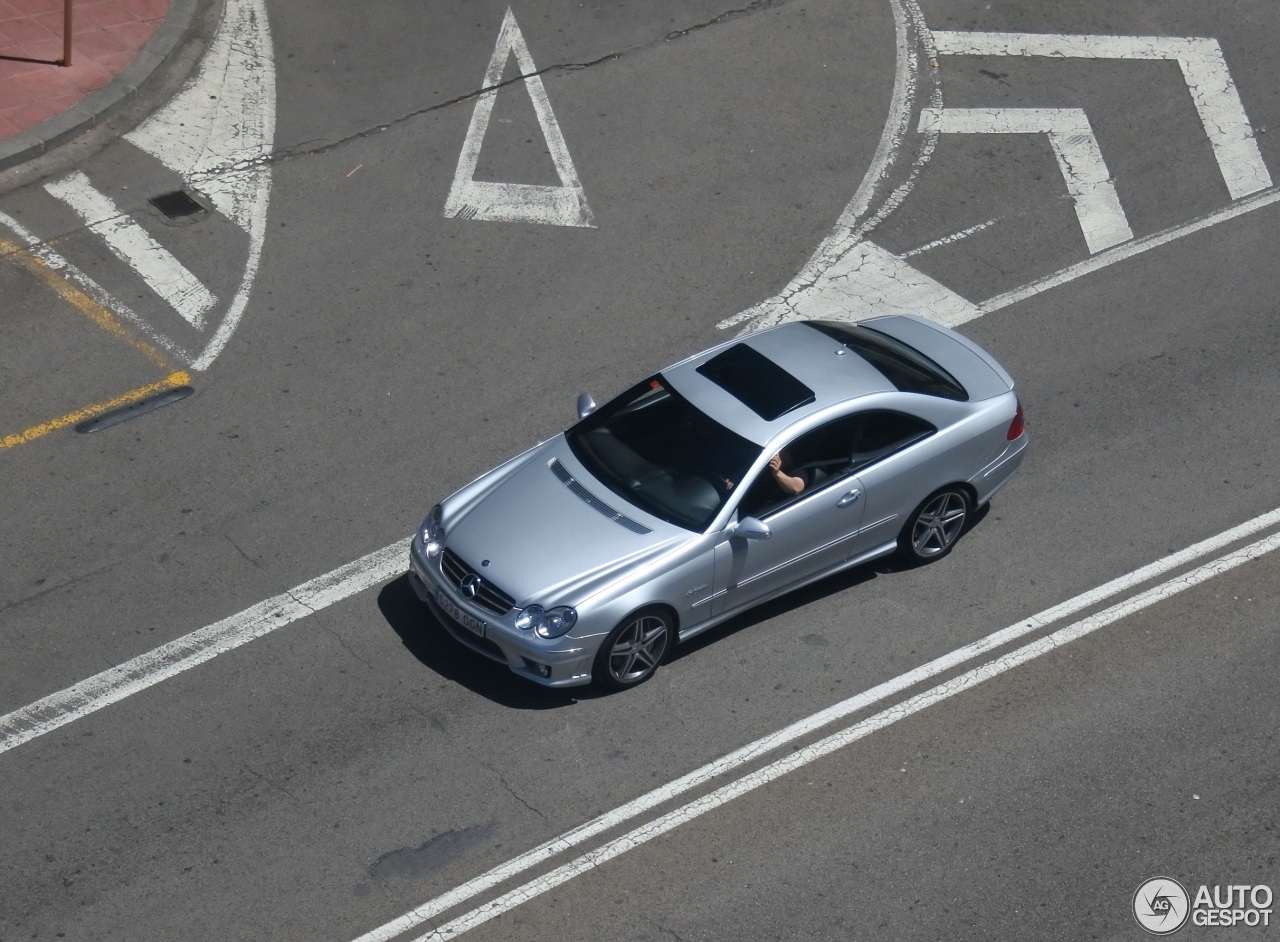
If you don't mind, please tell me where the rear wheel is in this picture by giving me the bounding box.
[899,487,971,563]
[593,608,673,691]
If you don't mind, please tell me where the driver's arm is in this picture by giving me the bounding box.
[769,454,805,496]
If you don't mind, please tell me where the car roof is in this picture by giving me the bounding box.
[662,322,895,445]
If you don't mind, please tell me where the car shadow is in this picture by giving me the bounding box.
[377,574,600,709]
[380,502,989,704]
[666,554,887,666]
[668,502,990,665]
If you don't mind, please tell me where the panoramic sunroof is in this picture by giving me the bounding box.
[696,344,815,421]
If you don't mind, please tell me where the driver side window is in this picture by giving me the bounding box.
[737,414,863,519]
[737,410,935,519]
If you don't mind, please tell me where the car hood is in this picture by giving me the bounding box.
[440,436,687,607]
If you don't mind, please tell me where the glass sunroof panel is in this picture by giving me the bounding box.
[695,344,816,421]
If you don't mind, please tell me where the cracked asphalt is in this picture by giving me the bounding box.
[1,0,1278,939]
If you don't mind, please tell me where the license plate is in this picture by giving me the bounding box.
[436,591,486,639]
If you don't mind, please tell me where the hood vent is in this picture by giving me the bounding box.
[549,459,651,534]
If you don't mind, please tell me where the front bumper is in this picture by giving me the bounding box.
[407,538,595,688]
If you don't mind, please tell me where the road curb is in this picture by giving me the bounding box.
[0,0,203,173]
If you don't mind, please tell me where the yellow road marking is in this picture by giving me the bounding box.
[0,237,175,372]
[1,371,192,450]
[1,237,190,449]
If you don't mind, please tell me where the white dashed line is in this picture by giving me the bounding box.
[901,216,1001,257]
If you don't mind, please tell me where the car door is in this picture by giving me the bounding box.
[836,409,941,556]
[711,414,869,616]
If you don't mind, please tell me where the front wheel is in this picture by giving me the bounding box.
[593,608,673,691]
[899,487,971,564]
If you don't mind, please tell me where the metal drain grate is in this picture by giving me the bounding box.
[150,190,205,218]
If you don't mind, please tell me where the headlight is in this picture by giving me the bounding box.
[420,504,444,559]
[514,604,578,639]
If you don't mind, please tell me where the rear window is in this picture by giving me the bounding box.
[810,320,968,401]
[696,343,816,420]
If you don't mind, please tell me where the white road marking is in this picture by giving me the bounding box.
[5,9,1274,767]
[724,27,1275,334]
[444,6,595,228]
[0,542,406,756]
[733,239,980,329]
[43,172,216,329]
[930,31,1272,201]
[349,505,1280,942]
[0,210,196,364]
[919,107,1133,254]
[721,0,937,331]
[125,0,276,371]
[836,0,936,242]
[901,216,1001,257]
[721,184,1280,332]
[357,517,1280,942]
[976,184,1280,317]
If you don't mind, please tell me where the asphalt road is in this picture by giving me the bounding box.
[1,0,1277,940]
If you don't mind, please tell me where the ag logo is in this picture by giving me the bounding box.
[1134,877,1191,935]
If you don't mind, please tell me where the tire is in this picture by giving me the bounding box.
[898,486,971,564]
[592,608,673,691]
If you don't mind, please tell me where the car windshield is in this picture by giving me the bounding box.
[566,376,760,531]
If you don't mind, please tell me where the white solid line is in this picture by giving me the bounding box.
[444,6,595,228]
[0,541,407,756]
[977,185,1280,317]
[834,0,922,236]
[0,210,196,365]
[931,31,1272,200]
[848,0,942,243]
[193,175,270,372]
[395,525,1280,942]
[718,0,932,331]
[920,106,1133,254]
[125,0,276,371]
[350,504,1280,942]
[126,0,276,233]
[722,26,1275,336]
[758,181,1280,335]
[44,172,217,329]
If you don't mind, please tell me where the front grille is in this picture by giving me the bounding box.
[441,549,516,616]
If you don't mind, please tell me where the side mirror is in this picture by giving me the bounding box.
[576,392,597,420]
[731,516,771,540]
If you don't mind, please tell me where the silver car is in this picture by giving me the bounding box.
[409,316,1027,690]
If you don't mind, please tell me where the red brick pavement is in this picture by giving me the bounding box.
[0,0,167,143]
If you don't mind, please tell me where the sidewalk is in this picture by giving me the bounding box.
[0,0,195,171]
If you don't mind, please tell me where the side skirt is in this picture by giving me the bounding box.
[675,539,899,645]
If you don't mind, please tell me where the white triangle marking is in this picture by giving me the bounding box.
[445,7,595,228]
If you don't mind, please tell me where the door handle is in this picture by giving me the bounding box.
[836,489,861,508]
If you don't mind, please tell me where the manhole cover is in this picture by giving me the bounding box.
[150,190,206,218]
